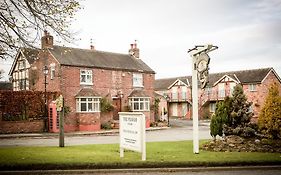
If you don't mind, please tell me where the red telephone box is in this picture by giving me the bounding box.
[48,101,59,133]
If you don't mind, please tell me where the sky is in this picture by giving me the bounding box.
[1,0,281,80]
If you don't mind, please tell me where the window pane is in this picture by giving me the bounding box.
[140,102,144,110]
[81,75,86,82]
[88,103,93,111]
[81,103,87,111]
[134,102,139,110]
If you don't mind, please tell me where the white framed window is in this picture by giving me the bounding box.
[230,83,236,96]
[218,83,225,98]
[249,84,257,92]
[76,97,100,112]
[205,86,212,95]
[129,97,150,111]
[80,70,93,85]
[18,60,26,70]
[210,103,216,113]
[133,73,143,87]
[50,64,55,80]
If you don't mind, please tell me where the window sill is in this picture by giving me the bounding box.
[76,111,100,113]
[133,85,144,88]
[131,110,150,112]
[80,83,93,86]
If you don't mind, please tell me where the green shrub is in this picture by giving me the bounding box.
[100,97,114,113]
[210,85,255,139]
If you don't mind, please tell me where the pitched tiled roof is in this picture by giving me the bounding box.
[128,90,150,97]
[9,47,39,76]
[49,46,155,73]
[75,88,100,97]
[209,68,272,85]
[154,76,191,91]
[155,68,275,90]
[21,48,39,65]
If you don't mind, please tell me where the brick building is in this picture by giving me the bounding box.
[155,68,281,121]
[9,31,156,132]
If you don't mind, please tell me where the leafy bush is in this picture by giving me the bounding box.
[258,83,281,139]
[100,97,114,113]
[101,121,113,130]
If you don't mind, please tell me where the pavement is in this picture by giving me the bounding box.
[0,126,169,139]
[0,119,210,139]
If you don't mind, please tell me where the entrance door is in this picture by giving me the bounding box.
[112,98,121,120]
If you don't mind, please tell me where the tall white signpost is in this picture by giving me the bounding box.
[188,45,218,154]
[119,112,146,161]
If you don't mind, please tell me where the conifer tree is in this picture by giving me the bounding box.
[210,85,254,138]
[258,83,281,139]
[229,85,253,128]
[210,100,231,139]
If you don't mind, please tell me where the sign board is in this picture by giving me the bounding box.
[55,95,63,112]
[119,112,146,161]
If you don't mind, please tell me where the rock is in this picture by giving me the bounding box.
[255,139,260,143]
[226,135,244,144]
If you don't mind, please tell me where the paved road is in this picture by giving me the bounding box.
[0,119,212,147]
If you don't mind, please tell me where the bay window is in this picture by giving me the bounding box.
[129,97,150,111]
[76,97,100,112]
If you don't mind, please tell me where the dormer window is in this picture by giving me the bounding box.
[80,70,93,85]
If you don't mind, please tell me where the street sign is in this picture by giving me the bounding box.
[119,112,146,161]
[55,95,63,112]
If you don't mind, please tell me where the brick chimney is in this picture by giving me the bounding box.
[41,30,54,49]
[129,42,139,58]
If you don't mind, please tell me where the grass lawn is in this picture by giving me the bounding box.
[0,140,280,170]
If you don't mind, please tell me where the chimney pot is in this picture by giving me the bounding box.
[90,45,95,50]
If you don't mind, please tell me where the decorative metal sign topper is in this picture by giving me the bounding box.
[188,45,218,88]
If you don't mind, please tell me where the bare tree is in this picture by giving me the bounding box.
[0,0,81,59]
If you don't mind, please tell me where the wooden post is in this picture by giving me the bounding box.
[56,95,64,147]
[192,56,199,154]
[59,105,64,147]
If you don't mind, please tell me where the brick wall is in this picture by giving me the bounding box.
[0,120,44,134]
[244,71,281,121]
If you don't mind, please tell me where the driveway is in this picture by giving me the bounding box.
[0,119,212,147]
